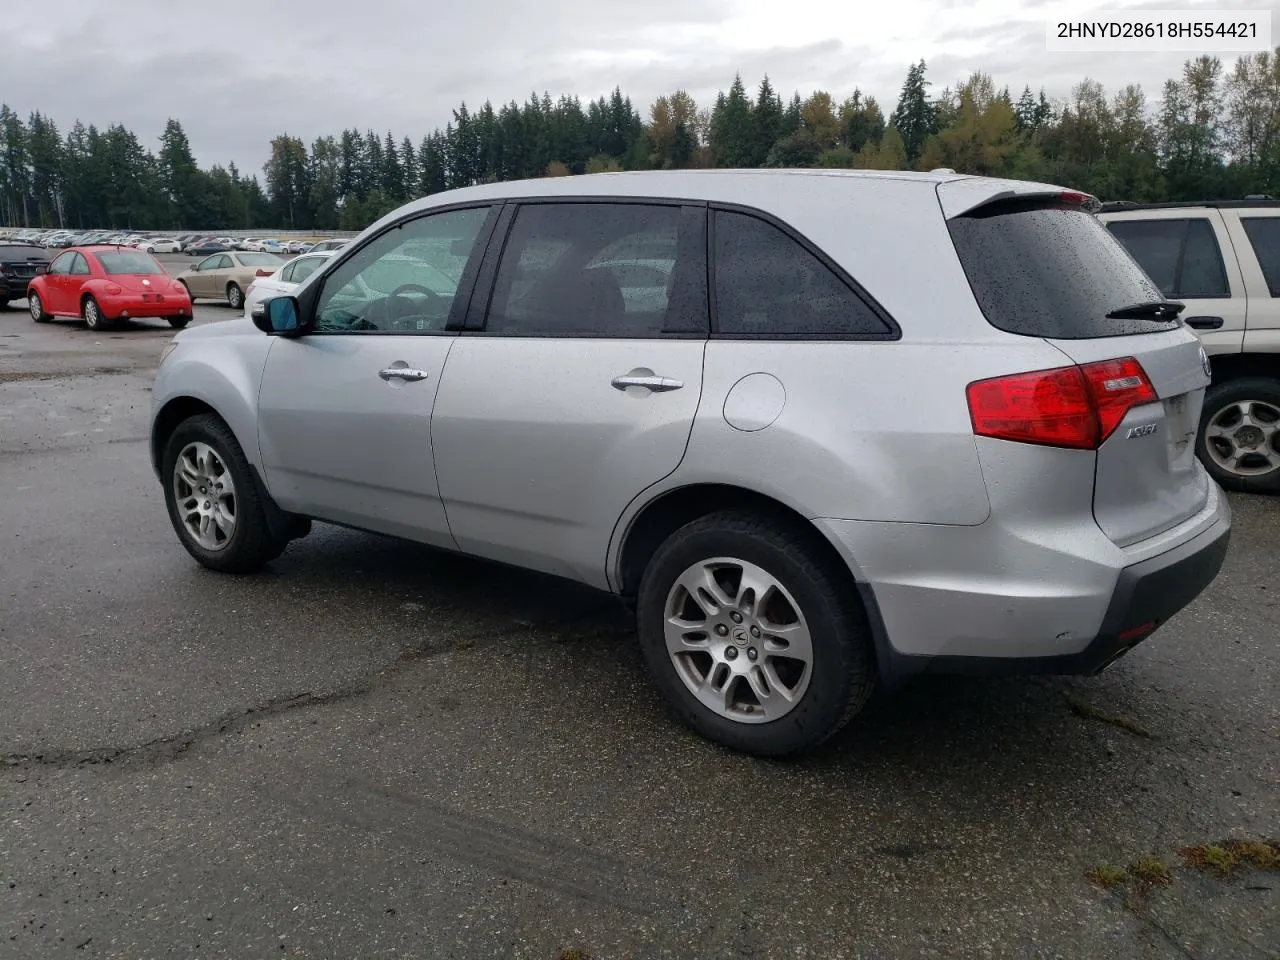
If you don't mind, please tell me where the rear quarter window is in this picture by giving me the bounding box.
[948,202,1174,339]
[1241,217,1280,296]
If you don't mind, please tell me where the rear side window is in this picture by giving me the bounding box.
[485,202,706,338]
[1105,218,1229,299]
[96,251,165,275]
[1241,217,1280,296]
[948,202,1173,339]
[712,210,892,338]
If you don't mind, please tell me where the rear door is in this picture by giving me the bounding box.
[1104,211,1245,356]
[945,194,1210,547]
[430,199,708,586]
[1228,212,1280,352]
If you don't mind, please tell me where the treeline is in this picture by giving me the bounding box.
[1,51,1276,232]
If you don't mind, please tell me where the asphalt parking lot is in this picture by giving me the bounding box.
[1,258,1279,959]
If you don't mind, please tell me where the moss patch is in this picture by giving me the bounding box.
[1128,854,1172,887]
[1087,864,1129,888]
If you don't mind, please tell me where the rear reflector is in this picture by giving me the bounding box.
[967,357,1156,450]
[1118,620,1158,644]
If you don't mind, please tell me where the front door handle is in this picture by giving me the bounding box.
[611,374,684,392]
[1185,315,1224,330]
[379,367,430,382]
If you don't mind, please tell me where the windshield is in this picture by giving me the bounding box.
[96,251,165,275]
[238,252,284,266]
[947,201,1172,339]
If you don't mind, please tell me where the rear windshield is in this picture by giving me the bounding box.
[0,244,47,260]
[947,201,1174,339]
[96,251,165,275]
[238,252,284,266]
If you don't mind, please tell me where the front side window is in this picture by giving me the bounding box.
[486,202,702,337]
[1241,217,1280,297]
[69,253,91,276]
[314,206,490,333]
[1105,217,1229,299]
[48,252,73,275]
[197,255,219,272]
[712,210,892,337]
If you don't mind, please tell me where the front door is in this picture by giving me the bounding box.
[430,200,708,586]
[256,205,495,547]
[188,255,220,298]
[43,251,75,313]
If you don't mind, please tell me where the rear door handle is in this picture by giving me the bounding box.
[379,367,430,382]
[611,374,684,392]
[1185,316,1224,330]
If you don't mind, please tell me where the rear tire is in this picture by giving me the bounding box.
[1197,377,1280,493]
[82,295,106,330]
[226,283,243,310]
[168,315,191,329]
[161,414,287,573]
[635,510,877,757]
[29,292,49,322]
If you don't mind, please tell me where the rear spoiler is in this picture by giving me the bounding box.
[937,179,1101,219]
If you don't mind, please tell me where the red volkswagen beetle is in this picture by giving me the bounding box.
[27,245,194,330]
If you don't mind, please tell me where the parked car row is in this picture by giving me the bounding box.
[0,227,354,257]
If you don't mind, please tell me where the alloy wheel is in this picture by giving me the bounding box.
[663,557,814,723]
[1204,400,1280,478]
[173,441,237,551]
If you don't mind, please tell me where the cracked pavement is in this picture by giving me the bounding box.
[2,275,1280,959]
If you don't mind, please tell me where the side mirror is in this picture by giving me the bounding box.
[251,295,304,336]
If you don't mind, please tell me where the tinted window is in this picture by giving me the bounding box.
[486,203,705,337]
[315,205,489,333]
[1178,219,1229,298]
[1242,217,1280,297]
[712,210,891,337]
[0,244,47,260]
[949,203,1172,339]
[1106,218,1228,299]
[96,251,165,275]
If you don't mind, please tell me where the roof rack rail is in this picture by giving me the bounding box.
[1097,197,1280,213]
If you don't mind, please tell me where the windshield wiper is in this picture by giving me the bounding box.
[1106,299,1185,320]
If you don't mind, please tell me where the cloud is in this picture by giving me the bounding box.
[0,0,1261,174]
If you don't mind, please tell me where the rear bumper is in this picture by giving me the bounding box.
[103,296,192,320]
[2,279,34,299]
[816,482,1231,687]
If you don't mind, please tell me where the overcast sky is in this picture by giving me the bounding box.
[0,0,1272,176]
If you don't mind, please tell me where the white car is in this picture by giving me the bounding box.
[239,238,266,252]
[138,238,182,254]
[242,251,336,317]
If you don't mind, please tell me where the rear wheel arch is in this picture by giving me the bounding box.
[616,483,856,599]
[1209,352,1280,385]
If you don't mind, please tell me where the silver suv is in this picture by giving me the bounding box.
[1099,199,1280,492]
[150,170,1231,756]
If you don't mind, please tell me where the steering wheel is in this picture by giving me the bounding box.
[390,283,441,303]
[382,283,446,331]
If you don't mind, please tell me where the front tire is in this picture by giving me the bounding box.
[82,295,106,330]
[226,283,243,310]
[636,511,877,757]
[29,292,49,322]
[1198,377,1280,493]
[161,414,287,573]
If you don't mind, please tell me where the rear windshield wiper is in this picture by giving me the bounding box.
[1106,300,1185,320]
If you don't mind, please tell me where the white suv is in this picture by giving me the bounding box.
[149,170,1230,756]
[1100,199,1280,491]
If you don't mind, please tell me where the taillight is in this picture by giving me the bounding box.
[255,268,272,277]
[967,357,1156,450]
